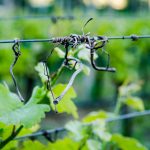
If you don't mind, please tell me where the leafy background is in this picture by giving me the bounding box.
[0,0,150,149]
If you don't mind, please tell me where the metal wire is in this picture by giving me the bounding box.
[15,110,150,141]
[0,35,149,44]
[106,110,150,122]
[0,15,74,22]
[107,35,150,40]
[0,39,52,44]
[15,127,65,141]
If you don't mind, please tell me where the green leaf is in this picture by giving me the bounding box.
[92,120,111,142]
[0,84,22,115]
[48,84,78,118]
[77,45,98,63]
[22,138,79,150]
[54,47,65,58]
[18,124,40,137]
[35,62,48,83]
[65,121,93,142]
[48,138,80,150]
[0,84,50,128]
[22,140,47,150]
[123,96,144,111]
[2,140,18,150]
[82,110,114,123]
[111,134,147,150]
[85,139,102,150]
[65,121,86,141]
[119,83,141,96]
[0,123,14,140]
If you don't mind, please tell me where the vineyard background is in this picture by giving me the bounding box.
[0,0,150,149]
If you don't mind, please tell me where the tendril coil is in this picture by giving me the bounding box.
[10,39,24,102]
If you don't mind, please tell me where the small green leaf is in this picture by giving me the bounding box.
[65,121,85,141]
[65,121,91,141]
[119,83,141,96]
[48,138,80,150]
[123,96,144,111]
[2,141,18,150]
[0,123,15,140]
[0,84,50,128]
[18,124,40,137]
[54,47,65,58]
[82,110,114,123]
[78,45,98,63]
[48,84,78,118]
[35,62,48,83]
[86,139,102,150]
[92,120,111,142]
[111,134,147,150]
[22,140,47,150]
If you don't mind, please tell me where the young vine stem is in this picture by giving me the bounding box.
[0,125,23,149]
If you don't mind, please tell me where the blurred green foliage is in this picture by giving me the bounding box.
[0,16,150,149]
[0,17,150,99]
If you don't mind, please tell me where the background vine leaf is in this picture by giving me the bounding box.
[48,138,80,150]
[83,139,102,150]
[77,45,98,63]
[35,62,48,83]
[111,134,147,150]
[54,47,65,58]
[0,123,15,140]
[123,96,145,111]
[22,138,80,150]
[82,110,114,123]
[22,140,47,150]
[65,121,87,141]
[0,84,50,128]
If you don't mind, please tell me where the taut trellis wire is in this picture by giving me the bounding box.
[0,15,75,23]
[0,34,150,44]
[15,110,150,141]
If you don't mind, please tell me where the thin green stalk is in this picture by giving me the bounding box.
[102,141,108,150]
[0,125,23,149]
[51,63,64,86]
[114,98,122,115]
